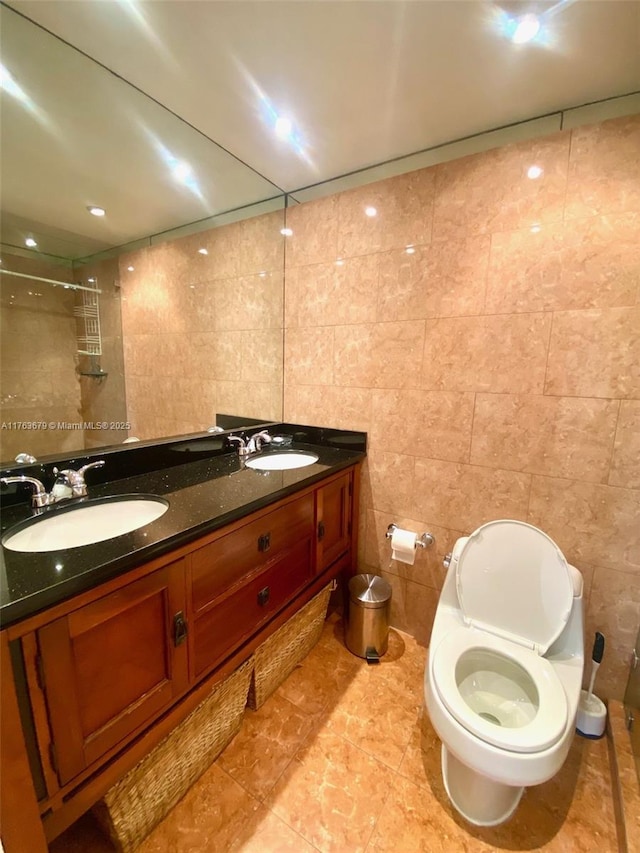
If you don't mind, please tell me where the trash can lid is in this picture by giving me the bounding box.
[349,573,392,608]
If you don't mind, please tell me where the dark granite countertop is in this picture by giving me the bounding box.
[0,437,365,628]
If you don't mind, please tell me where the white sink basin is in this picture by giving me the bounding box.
[2,496,169,553]
[245,451,319,471]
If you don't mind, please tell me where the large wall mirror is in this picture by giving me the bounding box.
[0,4,286,465]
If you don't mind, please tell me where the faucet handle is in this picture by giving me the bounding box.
[78,460,106,478]
[52,460,105,498]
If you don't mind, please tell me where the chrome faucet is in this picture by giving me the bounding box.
[227,435,250,456]
[51,460,106,499]
[247,430,272,454]
[0,460,106,508]
[228,431,272,457]
[0,475,52,508]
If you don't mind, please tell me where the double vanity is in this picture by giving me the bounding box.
[0,423,365,851]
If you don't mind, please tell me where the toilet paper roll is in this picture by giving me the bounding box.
[391,527,417,565]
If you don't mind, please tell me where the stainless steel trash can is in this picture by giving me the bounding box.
[345,574,392,662]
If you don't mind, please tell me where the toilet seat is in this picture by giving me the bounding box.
[455,520,573,654]
[432,626,568,753]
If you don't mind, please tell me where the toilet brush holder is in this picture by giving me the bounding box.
[576,690,606,739]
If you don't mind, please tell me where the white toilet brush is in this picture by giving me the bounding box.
[576,632,607,738]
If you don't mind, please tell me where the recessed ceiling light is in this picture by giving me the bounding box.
[259,271,267,278]
[127,265,135,272]
[530,224,542,233]
[405,245,416,255]
[88,277,96,283]
[365,206,377,218]
[87,205,106,217]
[274,117,293,140]
[335,258,345,267]
[280,227,293,237]
[527,165,544,180]
[198,248,208,255]
[511,14,541,44]
[25,237,37,248]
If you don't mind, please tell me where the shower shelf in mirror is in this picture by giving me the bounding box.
[74,289,102,356]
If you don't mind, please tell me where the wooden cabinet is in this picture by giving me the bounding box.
[1,461,361,851]
[37,560,188,786]
[316,471,352,572]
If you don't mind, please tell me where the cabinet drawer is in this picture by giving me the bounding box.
[193,536,312,677]
[191,493,314,613]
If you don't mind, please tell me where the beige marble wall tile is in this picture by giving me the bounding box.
[285,195,340,268]
[486,212,640,314]
[284,328,334,386]
[236,210,285,276]
[528,476,640,572]
[610,400,640,489]
[333,321,425,389]
[470,394,619,482]
[432,131,570,240]
[565,114,640,219]
[379,570,439,647]
[286,255,380,328]
[585,566,640,655]
[359,451,416,517]
[412,459,531,532]
[337,169,435,259]
[422,313,551,393]
[377,235,490,322]
[190,330,243,381]
[215,273,283,332]
[545,307,640,399]
[369,388,473,461]
[284,385,372,433]
[240,329,283,384]
[179,222,242,281]
[216,380,281,422]
[172,279,214,333]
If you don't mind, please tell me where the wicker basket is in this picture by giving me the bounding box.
[94,656,253,853]
[248,583,331,710]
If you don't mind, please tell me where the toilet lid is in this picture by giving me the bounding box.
[456,520,573,654]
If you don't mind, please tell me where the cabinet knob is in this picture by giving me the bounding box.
[257,586,270,607]
[258,532,271,552]
[318,521,325,541]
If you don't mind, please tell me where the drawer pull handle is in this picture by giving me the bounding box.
[257,586,270,607]
[318,521,325,541]
[173,611,188,646]
[258,533,271,552]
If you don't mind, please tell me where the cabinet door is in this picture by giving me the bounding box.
[317,472,352,572]
[37,561,188,786]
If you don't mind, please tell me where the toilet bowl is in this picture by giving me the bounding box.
[424,520,584,827]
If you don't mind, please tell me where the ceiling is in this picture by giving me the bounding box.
[1,0,639,259]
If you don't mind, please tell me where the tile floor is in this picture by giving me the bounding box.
[52,614,620,852]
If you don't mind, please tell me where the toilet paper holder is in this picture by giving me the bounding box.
[386,523,434,549]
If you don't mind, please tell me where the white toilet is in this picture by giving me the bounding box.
[424,519,584,827]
